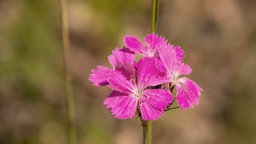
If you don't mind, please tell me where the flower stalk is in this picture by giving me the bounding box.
[142,0,159,144]
[142,120,152,144]
[151,0,159,33]
[59,0,77,144]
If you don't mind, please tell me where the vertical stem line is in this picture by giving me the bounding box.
[143,121,152,144]
[143,1,159,144]
[151,0,159,33]
[59,0,77,144]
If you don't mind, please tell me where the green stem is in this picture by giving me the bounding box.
[59,0,77,144]
[151,0,159,33]
[142,0,159,144]
[143,121,152,144]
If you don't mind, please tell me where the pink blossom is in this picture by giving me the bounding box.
[89,33,203,120]
[124,33,167,58]
[158,45,202,110]
[124,33,185,60]
[104,58,173,120]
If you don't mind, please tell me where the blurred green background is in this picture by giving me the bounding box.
[1,0,256,144]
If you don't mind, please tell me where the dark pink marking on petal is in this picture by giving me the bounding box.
[174,46,185,60]
[108,48,136,80]
[115,63,136,80]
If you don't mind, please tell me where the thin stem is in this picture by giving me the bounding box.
[142,0,159,144]
[59,0,77,144]
[143,121,152,144]
[165,106,180,111]
[151,0,159,33]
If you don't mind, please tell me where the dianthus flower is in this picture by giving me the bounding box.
[124,33,185,60]
[104,58,173,120]
[124,33,166,58]
[158,45,202,110]
[89,33,202,121]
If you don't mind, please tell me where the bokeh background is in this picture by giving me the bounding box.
[1,0,256,144]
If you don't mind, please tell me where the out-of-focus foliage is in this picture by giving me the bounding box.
[0,0,256,144]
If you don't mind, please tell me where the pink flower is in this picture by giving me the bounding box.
[104,58,173,120]
[89,48,135,86]
[124,33,167,58]
[89,33,203,120]
[124,33,185,60]
[158,45,202,110]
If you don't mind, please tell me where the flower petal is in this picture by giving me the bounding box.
[179,63,192,75]
[158,44,178,72]
[139,89,172,120]
[136,58,165,89]
[159,45,191,77]
[182,78,202,105]
[176,78,202,110]
[139,102,162,121]
[124,35,146,54]
[88,66,112,86]
[108,48,135,68]
[144,33,167,51]
[108,48,136,79]
[115,63,136,80]
[108,71,135,93]
[174,46,185,60]
[104,91,137,119]
[143,89,173,111]
[176,84,192,110]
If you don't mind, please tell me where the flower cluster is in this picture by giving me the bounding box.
[89,33,202,121]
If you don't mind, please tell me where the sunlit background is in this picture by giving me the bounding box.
[1,0,256,144]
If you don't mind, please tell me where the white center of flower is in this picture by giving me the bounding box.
[133,87,144,99]
[169,71,180,85]
[172,71,179,79]
[146,49,155,57]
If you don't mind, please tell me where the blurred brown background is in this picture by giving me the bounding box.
[1,0,256,144]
